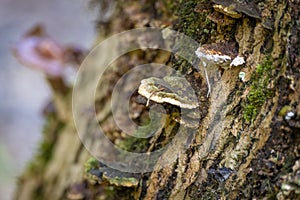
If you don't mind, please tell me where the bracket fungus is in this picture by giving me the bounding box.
[138,76,199,109]
[138,76,201,128]
[213,4,242,19]
[13,32,65,78]
[12,25,85,92]
[207,11,236,26]
[211,0,261,20]
[195,43,245,96]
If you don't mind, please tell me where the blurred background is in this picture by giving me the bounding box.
[0,0,96,199]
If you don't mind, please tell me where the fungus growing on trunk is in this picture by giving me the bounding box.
[195,43,245,96]
[12,25,85,93]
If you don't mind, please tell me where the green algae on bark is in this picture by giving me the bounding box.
[243,56,274,122]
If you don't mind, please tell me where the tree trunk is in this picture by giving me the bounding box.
[15,0,300,199]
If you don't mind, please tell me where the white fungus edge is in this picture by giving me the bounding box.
[138,81,198,109]
[230,56,245,67]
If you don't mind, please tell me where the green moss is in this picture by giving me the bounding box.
[103,186,136,200]
[37,117,63,164]
[104,176,139,187]
[175,0,215,43]
[84,157,99,173]
[170,0,216,73]
[117,110,169,153]
[118,134,149,153]
[27,115,64,172]
[278,105,292,117]
[117,117,151,153]
[243,56,274,122]
[162,0,176,13]
[19,114,65,200]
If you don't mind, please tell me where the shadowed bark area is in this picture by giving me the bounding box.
[15,0,300,199]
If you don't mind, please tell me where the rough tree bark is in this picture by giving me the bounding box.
[15,0,300,199]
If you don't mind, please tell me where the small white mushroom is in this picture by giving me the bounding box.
[195,43,240,96]
[239,71,246,82]
[195,46,233,69]
[230,56,245,67]
[195,47,232,65]
[285,111,295,121]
